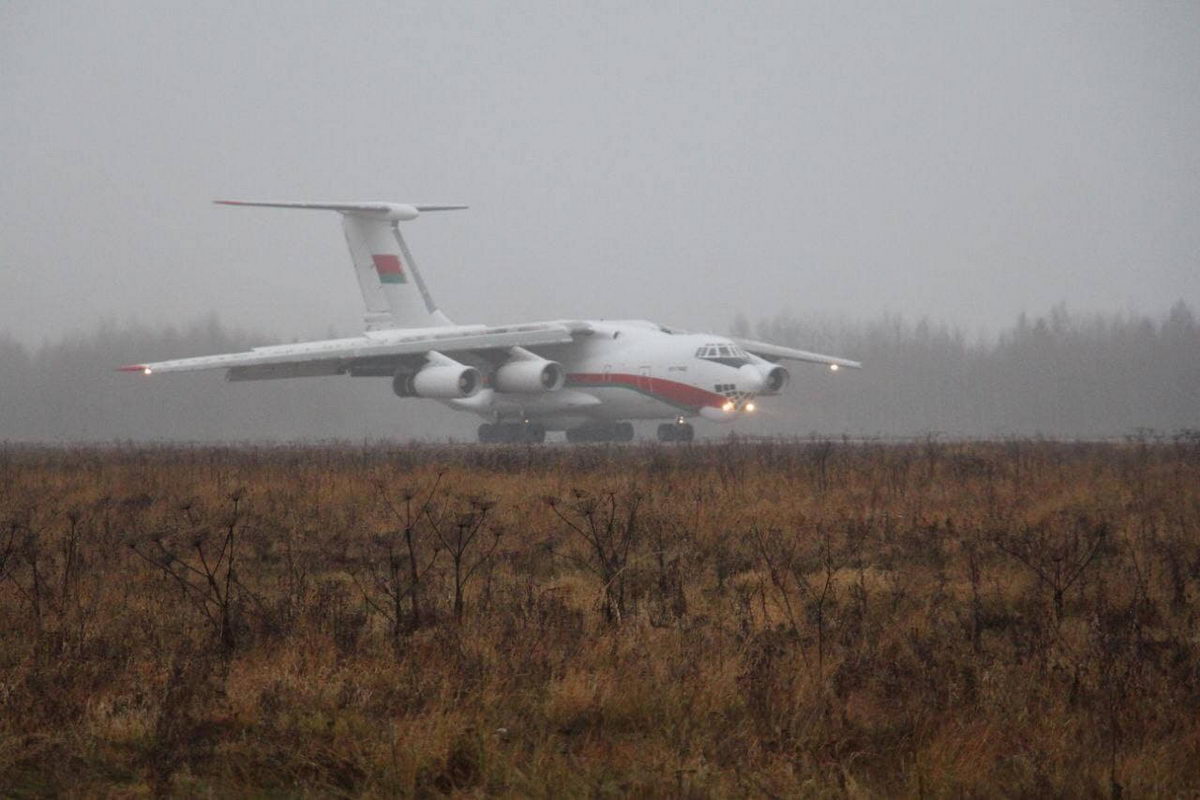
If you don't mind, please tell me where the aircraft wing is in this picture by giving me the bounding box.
[734,337,862,369]
[119,321,593,380]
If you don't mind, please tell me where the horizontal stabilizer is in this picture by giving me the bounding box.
[214,200,466,221]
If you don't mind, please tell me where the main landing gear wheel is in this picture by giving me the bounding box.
[478,422,546,444]
[565,421,635,443]
[657,422,694,443]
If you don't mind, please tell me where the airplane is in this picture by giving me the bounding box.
[121,201,861,443]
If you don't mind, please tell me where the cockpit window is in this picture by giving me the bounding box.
[696,343,750,365]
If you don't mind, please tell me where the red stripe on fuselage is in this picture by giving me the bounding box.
[567,373,725,410]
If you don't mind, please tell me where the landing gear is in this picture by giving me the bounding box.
[478,421,546,444]
[657,421,694,443]
[565,421,635,443]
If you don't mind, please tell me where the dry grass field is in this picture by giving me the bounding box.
[1,438,1198,798]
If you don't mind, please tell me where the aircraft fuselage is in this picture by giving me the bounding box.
[449,321,765,430]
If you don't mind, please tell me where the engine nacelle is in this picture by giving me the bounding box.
[493,358,565,393]
[393,362,481,399]
[758,364,790,395]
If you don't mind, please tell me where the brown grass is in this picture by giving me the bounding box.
[1,438,1198,798]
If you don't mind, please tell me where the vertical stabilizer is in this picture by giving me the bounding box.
[215,200,464,329]
[341,213,453,328]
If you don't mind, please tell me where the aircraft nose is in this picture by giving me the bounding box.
[738,364,766,393]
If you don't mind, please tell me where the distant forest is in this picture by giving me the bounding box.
[1,303,1196,442]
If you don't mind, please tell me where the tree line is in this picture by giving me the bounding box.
[739,301,1198,438]
[0,303,1196,441]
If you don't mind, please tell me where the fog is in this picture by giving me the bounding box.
[1,2,1198,440]
[0,305,1195,442]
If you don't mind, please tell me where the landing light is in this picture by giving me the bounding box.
[745,402,756,412]
[830,364,839,372]
[722,401,735,412]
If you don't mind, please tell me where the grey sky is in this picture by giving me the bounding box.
[3,1,1198,346]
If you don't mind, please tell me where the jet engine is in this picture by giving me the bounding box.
[756,363,790,394]
[393,355,481,399]
[493,357,565,393]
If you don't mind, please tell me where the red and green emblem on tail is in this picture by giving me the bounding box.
[372,254,407,284]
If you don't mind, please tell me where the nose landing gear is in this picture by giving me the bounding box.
[657,420,694,442]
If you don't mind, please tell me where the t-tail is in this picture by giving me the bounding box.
[214,200,466,330]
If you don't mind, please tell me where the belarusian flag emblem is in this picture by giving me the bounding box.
[372,254,407,284]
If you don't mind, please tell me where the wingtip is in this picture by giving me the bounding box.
[117,364,152,375]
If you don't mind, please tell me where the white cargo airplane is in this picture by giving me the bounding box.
[121,201,860,442]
